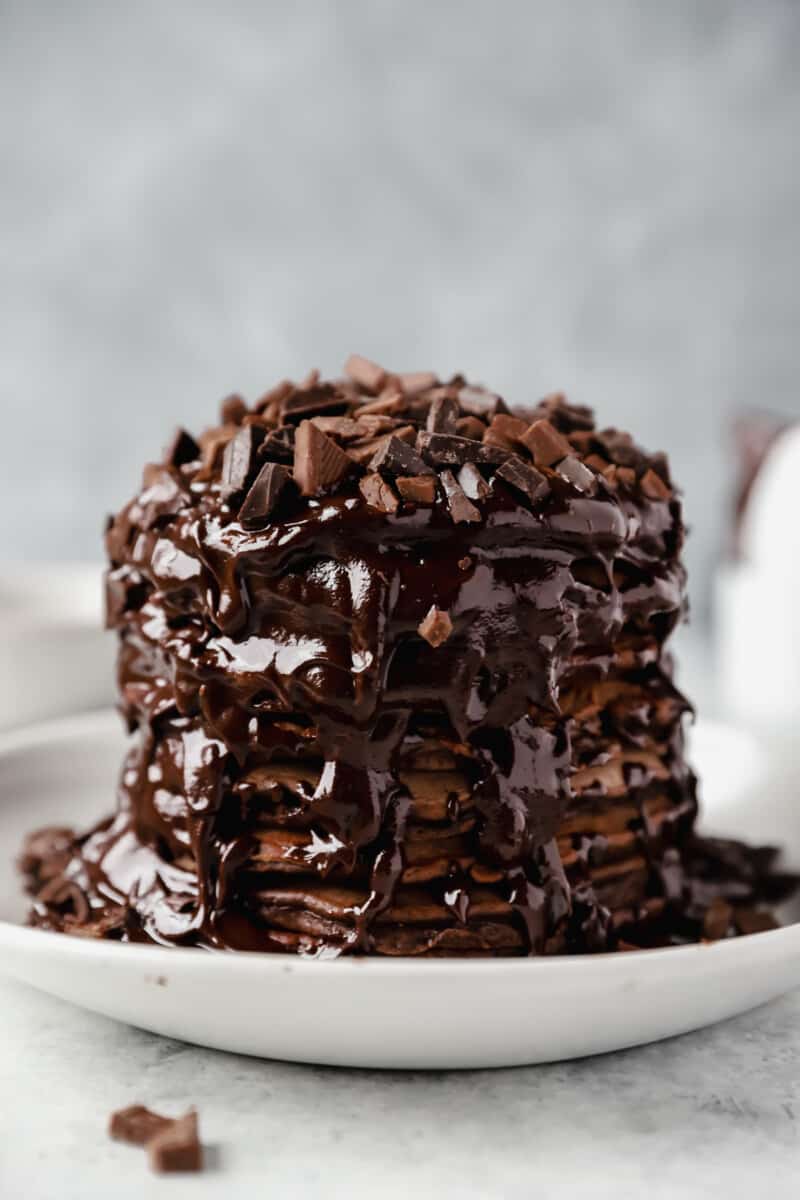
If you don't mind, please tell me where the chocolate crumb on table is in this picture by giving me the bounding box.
[109,1104,173,1146]
[109,1105,203,1174]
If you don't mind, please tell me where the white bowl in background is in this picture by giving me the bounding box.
[0,563,115,730]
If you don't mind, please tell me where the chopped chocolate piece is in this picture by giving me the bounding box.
[259,426,296,464]
[615,466,637,488]
[703,897,733,941]
[734,907,778,936]
[458,385,506,418]
[418,605,454,647]
[483,414,529,450]
[396,475,437,505]
[347,425,416,465]
[353,414,402,439]
[416,432,508,467]
[557,456,596,493]
[598,428,641,468]
[585,453,609,474]
[426,393,460,435]
[310,416,363,440]
[495,455,550,505]
[293,420,352,496]
[254,379,294,416]
[535,393,595,433]
[519,419,572,467]
[458,556,472,570]
[344,353,387,394]
[109,1105,173,1147]
[455,415,488,441]
[197,426,237,479]
[440,469,481,524]
[239,463,292,528]
[219,394,247,425]
[369,435,435,477]
[355,392,406,416]
[640,468,672,501]
[359,472,400,514]
[163,428,200,468]
[147,1110,202,1174]
[457,461,490,500]
[281,384,349,423]
[220,425,266,499]
[398,371,438,395]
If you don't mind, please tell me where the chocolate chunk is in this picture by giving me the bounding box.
[398,371,438,395]
[483,414,528,450]
[219,394,248,425]
[458,556,472,570]
[597,428,641,468]
[557,456,595,493]
[354,391,407,416]
[426,393,460,434]
[254,379,294,417]
[344,353,388,394]
[495,455,550,505]
[359,472,400,514]
[352,414,403,439]
[416,432,508,467]
[457,461,490,500]
[535,393,595,433]
[457,385,506,418]
[733,907,777,936]
[281,383,349,423]
[584,453,609,474]
[347,426,416,466]
[220,425,266,498]
[147,1110,202,1174]
[702,898,733,941]
[369,435,435,477]
[293,420,352,496]
[441,469,481,524]
[239,462,292,528]
[311,416,364,440]
[455,415,488,441]
[109,1105,173,1147]
[418,605,454,647]
[519,419,572,467]
[259,426,296,465]
[615,466,637,488]
[640,468,672,501]
[196,426,237,479]
[396,475,437,504]
[163,428,200,468]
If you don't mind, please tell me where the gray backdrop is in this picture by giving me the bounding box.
[2,0,799,622]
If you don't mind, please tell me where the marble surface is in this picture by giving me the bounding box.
[2,975,799,1198]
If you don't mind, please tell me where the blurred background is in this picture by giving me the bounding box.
[2,0,800,626]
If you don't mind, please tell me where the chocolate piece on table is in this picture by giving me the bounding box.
[239,463,292,528]
[220,425,266,499]
[163,428,200,468]
[219,394,248,425]
[369,435,435,477]
[418,605,454,647]
[293,420,352,496]
[109,1105,173,1147]
[557,456,596,493]
[426,393,460,434]
[640,467,672,501]
[440,469,481,524]
[359,472,400,514]
[519,419,572,467]
[147,1111,203,1174]
[344,353,388,394]
[416,431,508,466]
[457,461,490,501]
[495,455,550,505]
[396,475,437,505]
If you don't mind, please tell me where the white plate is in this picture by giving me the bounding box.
[1,712,798,1069]
[0,564,115,729]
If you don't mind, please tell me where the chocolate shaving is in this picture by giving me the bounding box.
[359,472,400,514]
[441,469,481,524]
[239,462,292,528]
[109,1105,173,1147]
[640,468,672,501]
[416,432,509,467]
[396,475,437,505]
[293,420,352,496]
[495,455,550,505]
[418,605,454,647]
[457,461,490,500]
[219,394,247,425]
[519,419,572,467]
[147,1110,202,1174]
[557,456,596,493]
[344,353,387,394]
[426,393,460,434]
[369,435,435,477]
[163,428,200,468]
[220,425,266,499]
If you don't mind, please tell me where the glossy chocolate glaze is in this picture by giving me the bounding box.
[22,365,788,954]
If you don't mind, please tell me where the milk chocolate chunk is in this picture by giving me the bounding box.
[483,413,528,450]
[416,432,508,466]
[359,472,400,514]
[147,1111,203,1174]
[457,461,490,500]
[219,394,247,425]
[557,456,595,493]
[369,435,435,477]
[536,393,594,432]
[294,420,352,496]
[640,467,672,501]
[441,469,481,524]
[281,383,349,422]
[344,353,387,394]
[398,370,438,394]
[495,455,549,504]
[457,385,506,418]
[598,428,641,468]
[734,907,777,935]
[109,1105,173,1147]
[426,393,460,434]
[418,605,454,647]
[519,419,572,467]
[396,475,437,504]
[354,392,407,416]
[254,378,294,416]
[164,428,200,468]
[455,415,488,441]
[239,463,292,528]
